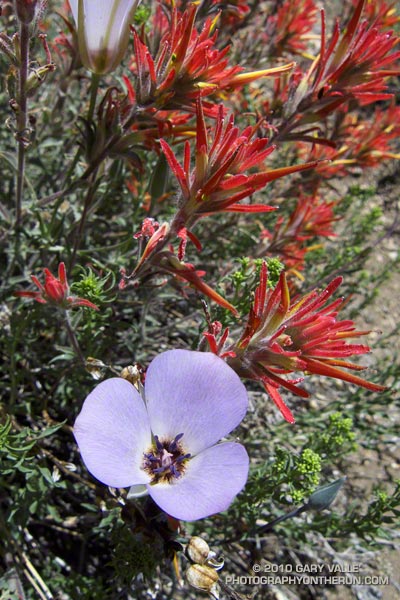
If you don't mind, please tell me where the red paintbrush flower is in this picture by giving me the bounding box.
[161,100,319,230]
[120,221,236,313]
[202,320,236,359]
[133,217,160,240]
[14,263,99,310]
[204,263,385,423]
[304,0,400,106]
[129,5,294,115]
[158,253,239,316]
[268,0,318,57]
[216,0,250,30]
[299,102,400,176]
[121,78,195,149]
[277,0,400,144]
[351,0,400,29]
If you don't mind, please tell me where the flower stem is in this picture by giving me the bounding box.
[87,72,100,123]
[64,311,85,366]
[37,106,141,208]
[68,170,98,273]
[15,21,30,231]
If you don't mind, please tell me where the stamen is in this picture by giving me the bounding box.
[154,435,163,452]
[169,432,184,452]
[170,464,179,478]
[144,453,159,462]
[176,453,191,463]
[153,466,168,474]
[143,433,190,483]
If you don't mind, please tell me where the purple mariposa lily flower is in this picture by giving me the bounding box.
[74,350,249,521]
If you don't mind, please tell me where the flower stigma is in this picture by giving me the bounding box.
[143,433,191,484]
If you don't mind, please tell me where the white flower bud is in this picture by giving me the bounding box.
[14,0,38,24]
[69,0,141,74]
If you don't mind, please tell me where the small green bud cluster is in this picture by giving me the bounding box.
[71,268,115,307]
[312,412,357,456]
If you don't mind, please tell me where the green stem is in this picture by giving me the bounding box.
[64,311,85,366]
[68,171,98,273]
[37,106,141,208]
[87,72,100,123]
[8,314,27,409]
[15,21,30,231]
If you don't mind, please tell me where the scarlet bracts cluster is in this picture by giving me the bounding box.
[129,5,294,115]
[216,0,250,31]
[162,101,318,229]
[303,0,400,105]
[123,99,320,313]
[267,0,318,57]
[130,5,239,113]
[120,220,238,313]
[14,262,99,311]
[277,0,400,145]
[299,103,400,177]
[204,263,385,423]
[351,0,400,28]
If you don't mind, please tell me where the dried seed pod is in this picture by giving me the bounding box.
[120,364,142,386]
[186,563,219,592]
[186,536,211,564]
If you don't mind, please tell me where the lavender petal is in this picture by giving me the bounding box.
[145,350,248,455]
[74,378,152,488]
[147,442,249,521]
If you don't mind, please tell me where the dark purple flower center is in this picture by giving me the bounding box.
[143,433,191,484]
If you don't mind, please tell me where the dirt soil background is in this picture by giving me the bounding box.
[324,165,400,600]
